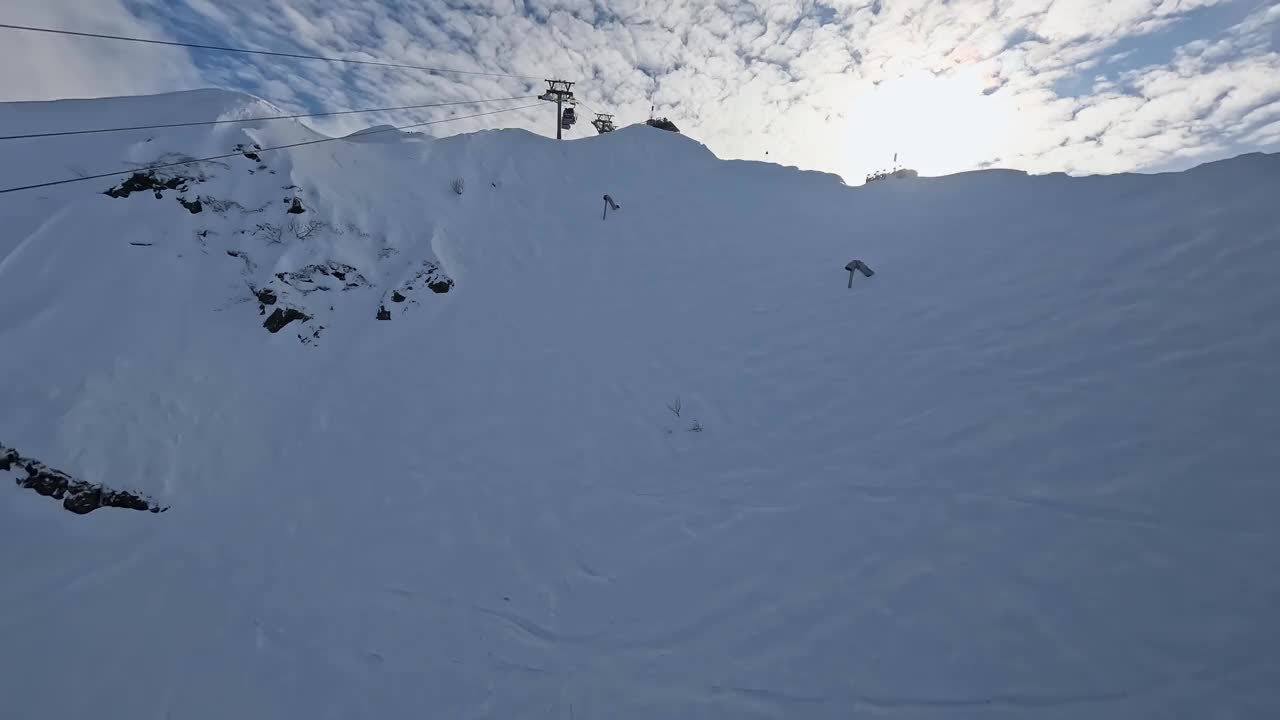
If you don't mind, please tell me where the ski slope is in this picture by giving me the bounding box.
[2,89,1279,719]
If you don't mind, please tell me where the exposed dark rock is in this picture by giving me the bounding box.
[298,325,324,346]
[1,442,166,515]
[20,463,72,499]
[59,482,157,515]
[235,143,261,162]
[385,261,455,312]
[0,446,17,471]
[287,198,306,214]
[62,486,103,514]
[254,288,277,305]
[129,242,154,247]
[105,172,188,199]
[263,307,309,333]
[376,306,392,321]
[100,489,154,513]
[178,197,203,214]
[395,259,456,299]
[276,262,368,294]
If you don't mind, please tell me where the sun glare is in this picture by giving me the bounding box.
[843,68,1019,182]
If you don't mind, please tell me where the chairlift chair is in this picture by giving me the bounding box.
[561,106,577,129]
[591,113,615,134]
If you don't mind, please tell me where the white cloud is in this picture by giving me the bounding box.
[1,0,1276,183]
[0,0,202,102]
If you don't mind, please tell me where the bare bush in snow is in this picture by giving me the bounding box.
[291,219,326,240]
[252,223,282,245]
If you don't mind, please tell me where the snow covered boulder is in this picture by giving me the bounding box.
[1,443,165,515]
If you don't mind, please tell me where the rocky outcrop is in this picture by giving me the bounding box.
[234,143,262,162]
[104,172,189,199]
[263,307,310,333]
[372,260,455,322]
[106,164,454,345]
[1,443,166,515]
[275,262,369,294]
[394,260,455,299]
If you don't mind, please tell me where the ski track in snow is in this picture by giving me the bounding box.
[2,90,1280,718]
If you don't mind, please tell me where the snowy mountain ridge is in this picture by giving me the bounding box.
[2,88,1280,719]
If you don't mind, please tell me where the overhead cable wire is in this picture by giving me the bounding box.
[0,95,540,141]
[574,93,614,120]
[0,102,547,195]
[0,22,544,80]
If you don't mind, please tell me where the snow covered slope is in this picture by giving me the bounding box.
[2,89,1279,719]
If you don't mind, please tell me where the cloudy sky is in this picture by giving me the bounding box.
[2,0,1278,183]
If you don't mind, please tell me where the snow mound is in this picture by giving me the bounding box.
[2,89,1280,719]
[344,124,427,142]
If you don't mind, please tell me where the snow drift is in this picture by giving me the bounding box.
[2,89,1279,719]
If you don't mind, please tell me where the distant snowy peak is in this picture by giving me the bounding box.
[0,87,285,134]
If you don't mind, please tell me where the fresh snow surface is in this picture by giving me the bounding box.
[345,124,428,142]
[2,89,1280,719]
